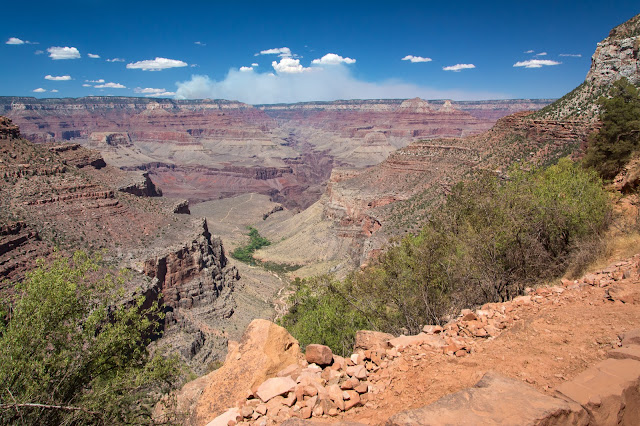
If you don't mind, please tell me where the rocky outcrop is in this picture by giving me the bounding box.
[586,14,640,87]
[118,171,162,197]
[173,199,191,214]
[0,116,19,139]
[142,219,237,319]
[48,143,107,169]
[535,13,639,121]
[0,222,49,286]
[163,319,301,425]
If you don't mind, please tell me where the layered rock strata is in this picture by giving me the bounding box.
[0,117,242,372]
[0,96,549,210]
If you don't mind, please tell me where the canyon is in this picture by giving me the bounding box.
[1,96,550,212]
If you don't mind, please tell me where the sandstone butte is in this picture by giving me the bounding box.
[167,254,640,425]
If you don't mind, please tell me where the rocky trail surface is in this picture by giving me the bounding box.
[182,252,640,425]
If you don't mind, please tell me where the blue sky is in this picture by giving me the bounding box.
[1,1,637,103]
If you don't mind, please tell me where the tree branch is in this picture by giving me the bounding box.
[0,402,100,416]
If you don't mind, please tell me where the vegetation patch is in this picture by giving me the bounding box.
[280,159,611,355]
[231,227,302,273]
[231,226,271,264]
[584,78,640,180]
[0,252,183,424]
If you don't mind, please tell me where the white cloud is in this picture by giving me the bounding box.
[311,53,356,65]
[134,87,166,94]
[50,89,59,93]
[106,58,124,62]
[47,46,80,60]
[443,63,475,72]
[82,84,92,87]
[126,57,188,71]
[524,49,534,54]
[86,79,105,83]
[175,66,505,105]
[34,50,44,55]
[559,53,582,57]
[239,66,253,72]
[272,57,310,74]
[45,75,72,81]
[402,55,432,63]
[147,91,175,97]
[33,88,46,93]
[194,41,206,46]
[94,82,126,88]
[258,47,292,57]
[88,53,100,58]
[6,37,25,45]
[251,63,259,67]
[535,52,548,56]
[513,59,561,68]
[134,87,175,97]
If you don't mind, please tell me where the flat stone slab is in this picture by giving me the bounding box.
[387,371,587,425]
[608,345,640,361]
[205,408,241,426]
[556,358,640,425]
[388,333,446,350]
[256,376,296,403]
[621,328,640,346]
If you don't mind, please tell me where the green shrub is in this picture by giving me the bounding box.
[584,78,640,179]
[277,276,371,357]
[0,252,182,425]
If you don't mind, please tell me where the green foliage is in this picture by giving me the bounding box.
[281,159,610,352]
[0,252,182,425]
[277,276,371,357]
[231,227,271,264]
[584,78,640,179]
[230,227,301,273]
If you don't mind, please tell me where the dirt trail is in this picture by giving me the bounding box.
[335,261,640,424]
[220,193,255,223]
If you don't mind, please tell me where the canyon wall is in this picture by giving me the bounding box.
[0,117,242,372]
[0,96,550,210]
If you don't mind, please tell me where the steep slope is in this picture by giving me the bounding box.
[533,13,640,121]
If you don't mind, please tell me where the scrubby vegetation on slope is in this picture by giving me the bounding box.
[231,227,271,264]
[584,78,640,179]
[280,159,611,355]
[0,252,182,425]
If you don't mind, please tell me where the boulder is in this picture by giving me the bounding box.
[354,330,393,351]
[180,319,301,425]
[556,358,640,425]
[305,344,333,366]
[387,371,588,425]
